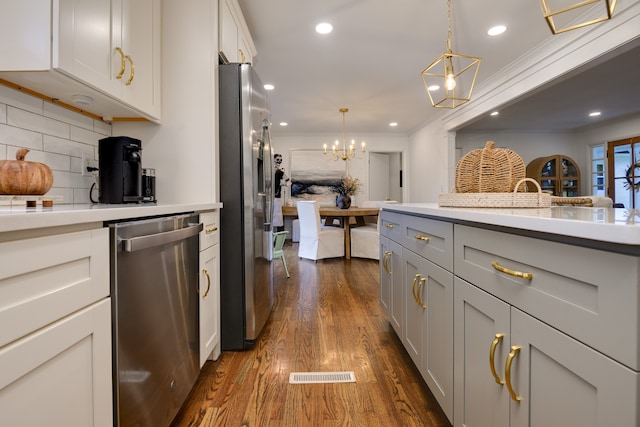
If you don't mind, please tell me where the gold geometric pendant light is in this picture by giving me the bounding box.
[421,0,481,109]
[541,0,616,34]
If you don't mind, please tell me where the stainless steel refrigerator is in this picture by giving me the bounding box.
[219,63,274,350]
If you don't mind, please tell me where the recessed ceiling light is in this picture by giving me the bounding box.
[389,122,398,127]
[490,111,499,116]
[488,25,506,36]
[279,122,288,126]
[264,84,275,91]
[589,111,601,117]
[315,23,333,34]
[428,84,440,91]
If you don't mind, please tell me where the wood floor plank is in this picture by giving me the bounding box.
[172,242,450,427]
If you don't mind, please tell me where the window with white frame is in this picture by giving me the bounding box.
[591,144,605,196]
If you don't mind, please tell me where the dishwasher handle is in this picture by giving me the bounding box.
[121,222,204,252]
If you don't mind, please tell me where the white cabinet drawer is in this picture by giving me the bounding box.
[454,224,640,370]
[0,228,109,348]
[0,299,112,427]
[403,215,453,271]
[380,210,403,242]
[200,210,220,250]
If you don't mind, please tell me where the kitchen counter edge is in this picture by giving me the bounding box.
[382,203,640,247]
[0,203,223,233]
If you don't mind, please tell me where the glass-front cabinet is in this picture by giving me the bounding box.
[526,155,581,196]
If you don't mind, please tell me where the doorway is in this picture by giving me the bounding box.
[608,136,640,208]
[369,152,403,202]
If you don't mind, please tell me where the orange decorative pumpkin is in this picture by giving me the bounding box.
[0,148,54,195]
[455,141,525,193]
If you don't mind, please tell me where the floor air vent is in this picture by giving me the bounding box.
[289,371,356,384]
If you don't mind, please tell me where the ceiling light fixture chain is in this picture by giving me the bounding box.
[323,108,366,162]
[420,0,481,109]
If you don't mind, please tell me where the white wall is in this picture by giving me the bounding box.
[0,84,111,204]
[269,132,409,203]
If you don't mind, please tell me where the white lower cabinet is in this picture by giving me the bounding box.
[454,277,639,427]
[199,210,221,366]
[0,299,112,427]
[0,227,112,427]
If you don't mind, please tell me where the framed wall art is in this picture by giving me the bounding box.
[289,149,345,206]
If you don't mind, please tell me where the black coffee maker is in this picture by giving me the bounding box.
[98,136,143,203]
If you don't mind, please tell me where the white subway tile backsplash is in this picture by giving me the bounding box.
[44,102,94,131]
[70,124,103,146]
[8,106,70,139]
[0,84,111,204]
[0,85,43,115]
[0,123,43,150]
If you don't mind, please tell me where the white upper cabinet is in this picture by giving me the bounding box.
[0,0,161,122]
[219,0,255,64]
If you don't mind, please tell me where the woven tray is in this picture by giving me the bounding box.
[439,178,551,208]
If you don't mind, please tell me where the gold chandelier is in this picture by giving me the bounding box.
[420,0,481,109]
[323,108,366,161]
[540,0,616,35]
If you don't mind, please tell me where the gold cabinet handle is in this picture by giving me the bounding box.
[415,234,430,242]
[115,47,126,79]
[383,251,392,274]
[385,223,395,229]
[239,48,246,63]
[205,226,218,234]
[505,345,522,402]
[491,261,533,280]
[411,274,420,305]
[199,268,211,298]
[416,277,426,309]
[125,54,135,85]
[489,333,505,385]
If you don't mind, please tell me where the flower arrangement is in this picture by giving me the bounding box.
[331,175,361,196]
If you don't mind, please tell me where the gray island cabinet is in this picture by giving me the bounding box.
[379,204,640,427]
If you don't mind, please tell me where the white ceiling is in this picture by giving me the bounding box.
[236,0,638,135]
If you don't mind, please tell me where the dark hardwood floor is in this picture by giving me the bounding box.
[171,241,450,427]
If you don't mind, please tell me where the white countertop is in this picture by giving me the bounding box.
[382,203,640,246]
[0,202,222,233]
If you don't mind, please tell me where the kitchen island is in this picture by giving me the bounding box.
[0,202,221,427]
[379,204,640,427]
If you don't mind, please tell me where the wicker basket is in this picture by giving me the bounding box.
[439,178,551,208]
[455,141,526,193]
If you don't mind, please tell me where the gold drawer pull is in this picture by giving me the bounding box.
[125,54,135,85]
[505,345,522,402]
[489,333,505,385]
[383,251,392,274]
[115,47,126,79]
[385,224,395,229]
[415,234,430,242]
[416,277,426,309]
[198,269,211,298]
[491,261,533,280]
[411,274,420,305]
[205,226,218,234]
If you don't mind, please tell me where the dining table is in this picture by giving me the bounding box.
[282,205,380,259]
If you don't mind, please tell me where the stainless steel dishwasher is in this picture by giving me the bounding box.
[109,213,202,427]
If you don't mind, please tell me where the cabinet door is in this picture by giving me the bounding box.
[454,278,510,427]
[510,308,639,427]
[388,239,404,337]
[379,236,392,317]
[419,256,453,421]
[121,0,161,118]
[199,244,220,366]
[403,248,424,370]
[0,299,112,427]
[56,0,122,96]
